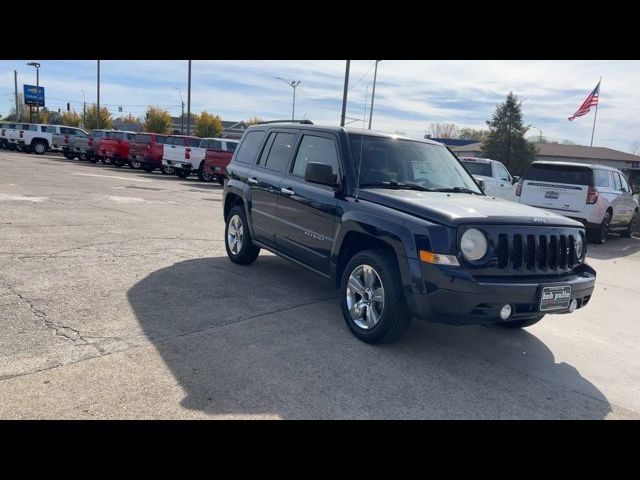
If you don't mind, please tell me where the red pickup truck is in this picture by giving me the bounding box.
[201,138,239,183]
[129,133,168,173]
[97,131,137,168]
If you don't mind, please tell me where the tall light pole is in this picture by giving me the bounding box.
[174,87,184,134]
[340,61,351,127]
[81,89,86,128]
[97,60,101,129]
[276,77,301,120]
[26,62,40,123]
[187,60,192,135]
[14,70,19,122]
[368,60,381,130]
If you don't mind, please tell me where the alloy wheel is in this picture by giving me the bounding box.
[227,215,244,255]
[346,264,385,329]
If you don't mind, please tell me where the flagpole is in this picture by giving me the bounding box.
[590,77,601,147]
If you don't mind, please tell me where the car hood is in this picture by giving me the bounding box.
[358,189,583,228]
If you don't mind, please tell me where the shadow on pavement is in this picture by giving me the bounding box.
[128,255,613,419]
[587,235,640,260]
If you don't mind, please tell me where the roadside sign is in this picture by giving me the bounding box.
[23,84,45,107]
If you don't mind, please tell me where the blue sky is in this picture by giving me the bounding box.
[1,60,638,153]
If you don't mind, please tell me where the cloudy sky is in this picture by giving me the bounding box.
[1,60,638,152]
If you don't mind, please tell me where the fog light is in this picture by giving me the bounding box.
[499,304,512,320]
[569,299,578,312]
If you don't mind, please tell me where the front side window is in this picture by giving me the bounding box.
[619,173,630,192]
[262,132,296,173]
[613,172,622,191]
[350,134,482,193]
[134,134,152,143]
[291,135,340,179]
[497,163,511,181]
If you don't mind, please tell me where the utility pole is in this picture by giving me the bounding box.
[340,60,350,127]
[82,89,86,128]
[368,60,380,130]
[187,60,192,135]
[36,67,40,123]
[174,87,184,134]
[96,60,101,129]
[14,70,19,121]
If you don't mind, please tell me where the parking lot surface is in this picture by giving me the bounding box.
[1,150,639,419]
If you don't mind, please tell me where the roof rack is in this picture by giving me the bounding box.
[256,119,314,125]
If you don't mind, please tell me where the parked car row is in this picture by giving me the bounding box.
[0,122,238,184]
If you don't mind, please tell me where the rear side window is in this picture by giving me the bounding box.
[188,138,200,147]
[93,130,107,138]
[234,130,266,164]
[134,134,152,143]
[462,161,492,177]
[524,164,593,186]
[262,132,296,173]
[226,142,238,152]
[291,135,340,178]
[594,170,611,188]
[205,139,223,150]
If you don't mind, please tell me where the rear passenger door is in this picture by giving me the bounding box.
[247,130,297,246]
[275,132,341,274]
[617,173,635,224]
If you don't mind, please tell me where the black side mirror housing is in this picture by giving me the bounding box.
[512,176,520,184]
[305,162,338,187]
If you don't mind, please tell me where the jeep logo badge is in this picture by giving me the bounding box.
[531,217,546,223]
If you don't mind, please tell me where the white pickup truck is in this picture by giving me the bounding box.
[160,135,201,177]
[162,137,238,180]
[459,156,519,201]
[5,123,61,155]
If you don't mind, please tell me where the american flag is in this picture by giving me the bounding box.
[568,80,601,121]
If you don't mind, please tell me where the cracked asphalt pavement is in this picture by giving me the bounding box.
[1,150,639,419]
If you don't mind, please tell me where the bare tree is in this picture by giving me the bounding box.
[428,122,458,139]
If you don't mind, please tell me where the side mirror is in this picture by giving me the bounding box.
[475,177,486,192]
[305,162,338,187]
[512,176,520,184]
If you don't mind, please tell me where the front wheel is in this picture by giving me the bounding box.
[621,209,638,238]
[161,165,175,175]
[499,315,545,329]
[130,159,143,169]
[176,169,190,179]
[225,206,260,265]
[340,249,411,344]
[63,152,75,160]
[32,140,47,155]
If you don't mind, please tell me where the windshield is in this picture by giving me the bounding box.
[461,161,492,177]
[349,134,482,194]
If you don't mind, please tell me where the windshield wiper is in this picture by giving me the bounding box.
[359,181,436,192]
[433,187,481,195]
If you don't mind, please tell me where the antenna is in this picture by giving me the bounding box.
[354,86,369,202]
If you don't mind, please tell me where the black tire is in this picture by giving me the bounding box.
[198,162,214,182]
[130,159,143,169]
[113,159,124,168]
[32,140,47,155]
[88,156,97,164]
[176,169,189,179]
[590,211,611,244]
[101,156,112,165]
[161,165,175,175]
[224,206,260,265]
[63,152,75,160]
[144,165,154,173]
[499,315,545,329]
[621,209,638,238]
[340,249,411,344]
[217,177,225,186]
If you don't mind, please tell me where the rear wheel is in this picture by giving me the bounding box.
[590,211,611,244]
[161,165,174,175]
[340,249,411,344]
[198,162,215,182]
[176,169,190,179]
[32,140,47,155]
[130,159,142,169]
[499,315,545,329]
[621,209,638,238]
[225,206,260,264]
[63,152,75,160]
[102,157,112,165]
[144,165,154,173]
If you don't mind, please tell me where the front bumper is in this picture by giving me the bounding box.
[405,262,596,325]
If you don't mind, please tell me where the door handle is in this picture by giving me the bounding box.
[247,177,259,185]
[281,187,295,195]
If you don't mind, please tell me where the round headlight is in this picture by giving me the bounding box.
[460,228,488,261]
[575,234,584,260]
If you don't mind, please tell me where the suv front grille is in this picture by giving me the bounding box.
[461,226,583,277]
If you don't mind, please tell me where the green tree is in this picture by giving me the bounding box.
[143,106,172,133]
[480,92,537,175]
[458,127,488,142]
[246,116,263,126]
[61,110,82,127]
[194,111,223,137]
[84,105,113,130]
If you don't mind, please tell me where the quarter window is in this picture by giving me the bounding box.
[234,130,266,164]
[291,135,340,179]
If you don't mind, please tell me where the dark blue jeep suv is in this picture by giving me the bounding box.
[222,121,596,344]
